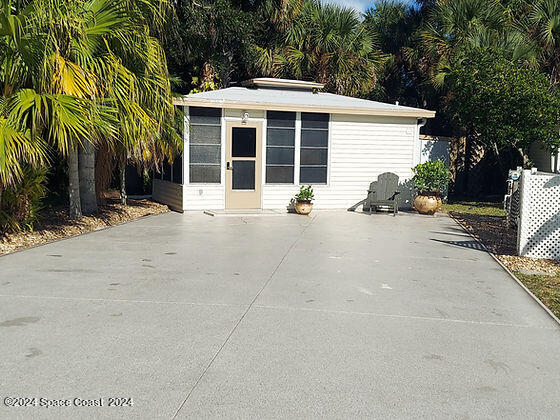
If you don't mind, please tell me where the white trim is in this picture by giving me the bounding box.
[294,112,301,185]
[221,108,226,204]
[325,113,332,186]
[261,114,267,208]
[174,98,436,119]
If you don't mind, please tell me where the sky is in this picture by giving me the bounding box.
[324,0,414,13]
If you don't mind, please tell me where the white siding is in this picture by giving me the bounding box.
[183,185,224,210]
[263,114,418,209]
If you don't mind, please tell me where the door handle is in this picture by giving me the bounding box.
[226,161,231,170]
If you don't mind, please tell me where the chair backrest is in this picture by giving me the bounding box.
[375,172,399,201]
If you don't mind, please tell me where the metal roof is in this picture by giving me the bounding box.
[174,82,435,118]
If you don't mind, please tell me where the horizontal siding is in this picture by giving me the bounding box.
[184,185,224,210]
[152,179,183,212]
[263,114,417,210]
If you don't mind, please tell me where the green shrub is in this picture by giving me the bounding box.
[412,160,450,194]
[295,185,314,202]
[1,165,48,234]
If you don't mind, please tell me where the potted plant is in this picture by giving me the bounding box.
[412,160,450,215]
[294,185,314,215]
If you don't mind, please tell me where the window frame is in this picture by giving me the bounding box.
[299,112,330,185]
[187,106,223,185]
[265,111,296,185]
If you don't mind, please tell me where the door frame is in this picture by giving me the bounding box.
[225,121,263,209]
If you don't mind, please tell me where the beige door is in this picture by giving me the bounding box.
[225,121,262,209]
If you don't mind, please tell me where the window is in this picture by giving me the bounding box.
[266,111,295,183]
[300,112,328,184]
[189,107,221,183]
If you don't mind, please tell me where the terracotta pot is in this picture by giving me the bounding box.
[294,201,313,215]
[413,193,442,215]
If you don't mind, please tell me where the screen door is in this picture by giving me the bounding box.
[225,122,262,209]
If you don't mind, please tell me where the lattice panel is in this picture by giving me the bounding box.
[517,171,560,260]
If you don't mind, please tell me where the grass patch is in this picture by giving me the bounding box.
[515,272,560,319]
[441,201,506,217]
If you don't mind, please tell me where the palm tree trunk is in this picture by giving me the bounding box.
[119,161,127,205]
[68,146,82,219]
[78,141,98,213]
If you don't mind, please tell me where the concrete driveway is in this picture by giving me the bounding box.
[1,211,559,419]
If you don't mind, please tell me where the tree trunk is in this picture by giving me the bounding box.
[492,142,506,179]
[119,161,127,206]
[78,141,98,214]
[68,146,82,219]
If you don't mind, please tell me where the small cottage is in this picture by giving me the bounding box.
[154,78,435,211]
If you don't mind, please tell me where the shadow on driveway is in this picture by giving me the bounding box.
[430,238,487,252]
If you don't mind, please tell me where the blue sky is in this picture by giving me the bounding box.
[324,0,414,13]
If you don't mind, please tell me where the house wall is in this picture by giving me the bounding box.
[419,135,451,166]
[262,114,418,209]
[181,108,420,210]
[152,179,183,212]
[529,142,558,173]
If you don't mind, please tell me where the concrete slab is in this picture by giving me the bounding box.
[0,210,558,419]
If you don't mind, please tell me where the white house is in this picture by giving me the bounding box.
[153,78,435,212]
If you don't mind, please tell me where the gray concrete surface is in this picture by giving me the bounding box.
[0,211,559,419]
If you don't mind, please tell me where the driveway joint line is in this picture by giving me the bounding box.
[171,215,317,419]
[252,304,558,330]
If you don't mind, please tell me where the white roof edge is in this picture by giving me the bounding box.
[241,78,324,90]
[172,97,436,119]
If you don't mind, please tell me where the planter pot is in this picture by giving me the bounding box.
[294,201,313,215]
[413,193,442,215]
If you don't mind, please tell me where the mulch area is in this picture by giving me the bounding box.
[0,199,169,255]
[448,211,560,275]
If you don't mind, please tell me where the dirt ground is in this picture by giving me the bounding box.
[449,211,560,275]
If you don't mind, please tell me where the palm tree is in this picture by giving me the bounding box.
[0,0,180,218]
[255,0,384,96]
[420,0,534,88]
[530,0,560,85]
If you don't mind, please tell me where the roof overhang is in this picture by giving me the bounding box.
[172,97,436,119]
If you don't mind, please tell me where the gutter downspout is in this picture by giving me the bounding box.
[416,118,428,164]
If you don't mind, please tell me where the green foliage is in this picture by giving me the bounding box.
[412,160,450,194]
[253,0,385,96]
[295,185,314,202]
[1,165,48,233]
[164,0,256,90]
[0,0,182,215]
[448,48,560,152]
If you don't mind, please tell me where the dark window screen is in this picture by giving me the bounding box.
[266,111,295,184]
[232,128,256,157]
[300,113,328,184]
[233,160,255,190]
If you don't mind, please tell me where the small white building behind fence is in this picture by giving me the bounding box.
[517,170,560,259]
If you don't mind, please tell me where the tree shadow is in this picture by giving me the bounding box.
[431,238,487,252]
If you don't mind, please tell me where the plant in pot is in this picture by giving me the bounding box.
[412,160,450,215]
[294,185,314,215]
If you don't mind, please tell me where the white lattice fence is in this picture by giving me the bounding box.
[517,170,560,259]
